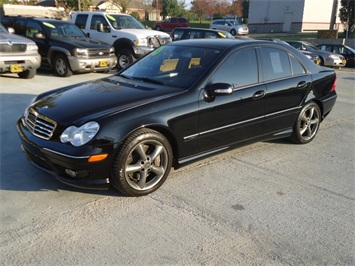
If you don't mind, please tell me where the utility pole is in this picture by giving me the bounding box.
[329,0,338,30]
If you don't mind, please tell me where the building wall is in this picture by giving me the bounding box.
[248,0,343,33]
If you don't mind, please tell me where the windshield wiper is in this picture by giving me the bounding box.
[133,77,167,85]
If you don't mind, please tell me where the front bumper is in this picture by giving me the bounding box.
[17,118,111,190]
[68,55,117,73]
[324,58,346,67]
[0,54,41,73]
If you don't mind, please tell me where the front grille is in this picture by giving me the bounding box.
[87,48,111,58]
[26,108,57,140]
[0,42,27,53]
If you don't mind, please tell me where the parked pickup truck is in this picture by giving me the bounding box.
[70,11,172,69]
[1,16,117,77]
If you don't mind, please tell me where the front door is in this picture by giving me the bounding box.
[197,48,267,153]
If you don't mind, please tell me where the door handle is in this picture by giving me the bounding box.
[297,81,307,88]
[253,90,266,99]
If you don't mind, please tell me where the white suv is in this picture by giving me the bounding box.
[0,23,40,79]
[70,12,171,69]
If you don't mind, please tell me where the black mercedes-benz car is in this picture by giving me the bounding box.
[17,39,337,196]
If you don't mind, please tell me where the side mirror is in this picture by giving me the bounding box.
[7,27,15,34]
[97,23,110,32]
[34,33,45,39]
[203,83,233,102]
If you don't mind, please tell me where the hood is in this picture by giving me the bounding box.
[119,28,171,39]
[0,32,35,44]
[52,36,111,48]
[32,75,183,125]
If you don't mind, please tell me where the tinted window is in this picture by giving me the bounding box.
[26,21,43,38]
[211,48,258,87]
[290,55,306,75]
[75,14,88,29]
[90,15,108,30]
[260,48,291,81]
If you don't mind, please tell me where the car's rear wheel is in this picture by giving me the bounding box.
[111,129,173,196]
[230,29,236,35]
[116,49,134,70]
[54,54,72,77]
[18,68,36,79]
[289,101,321,144]
[155,26,162,31]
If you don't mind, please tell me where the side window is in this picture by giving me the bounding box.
[75,14,88,29]
[260,47,291,81]
[211,48,258,87]
[172,29,184,41]
[26,21,43,38]
[171,18,178,23]
[13,20,26,35]
[290,55,306,76]
[90,15,108,30]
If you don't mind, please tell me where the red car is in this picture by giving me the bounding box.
[154,17,189,32]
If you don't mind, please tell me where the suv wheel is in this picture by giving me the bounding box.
[155,26,162,31]
[117,49,134,70]
[18,68,36,79]
[54,54,73,77]
[230,29,236,35]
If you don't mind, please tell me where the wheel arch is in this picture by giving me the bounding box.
[117,124,180,168]
[48,46,71,65]
[113,38,135,54]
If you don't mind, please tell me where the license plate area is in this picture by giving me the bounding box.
[10,64,23,73]
[99,61,108,67]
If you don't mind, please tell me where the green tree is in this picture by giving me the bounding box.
[339,0,355,32]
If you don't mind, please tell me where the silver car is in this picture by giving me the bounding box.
[0,23,41,79]
[210,19,249,35]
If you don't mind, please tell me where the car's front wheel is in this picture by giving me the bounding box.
[289,101,321,144]
[116,49,134,70]
[111,129,173,196]
[53,54,72,77]
[230,29,236,35]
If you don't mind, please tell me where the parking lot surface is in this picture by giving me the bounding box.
[1,69,354,265]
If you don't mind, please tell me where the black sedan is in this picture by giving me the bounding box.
[17,39,337,196]
[316,44,355,68]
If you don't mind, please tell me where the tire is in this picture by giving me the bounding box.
[53,54,72,77]
[156,26,162,31]
[319,57,325,66]
[230,29,236,35]
[111,129,173,196]
[116,48,134,70]
[18,68,36,79]
[289,101,321,144]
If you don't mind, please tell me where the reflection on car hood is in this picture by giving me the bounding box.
[54,37,111,48]
[32,76,183,124]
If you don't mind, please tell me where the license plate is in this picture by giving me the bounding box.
[10,64,23,73]
[99,61,108,67]
[316,60,321,65]
[342,60,346,65]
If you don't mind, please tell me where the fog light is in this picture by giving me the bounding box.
[65,169,91,178]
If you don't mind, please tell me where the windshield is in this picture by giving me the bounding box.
[42,21,86,38]
[120,44,222,88]
[106,14,145,29]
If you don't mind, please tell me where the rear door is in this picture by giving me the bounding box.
[259,46,312,134]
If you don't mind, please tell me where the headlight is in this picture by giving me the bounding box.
[60,121,100,147]
[305,54,312,59]
[136,38,148,46]
[74,48,89,57]
[27,43,38,51]
[109,47,115,54]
